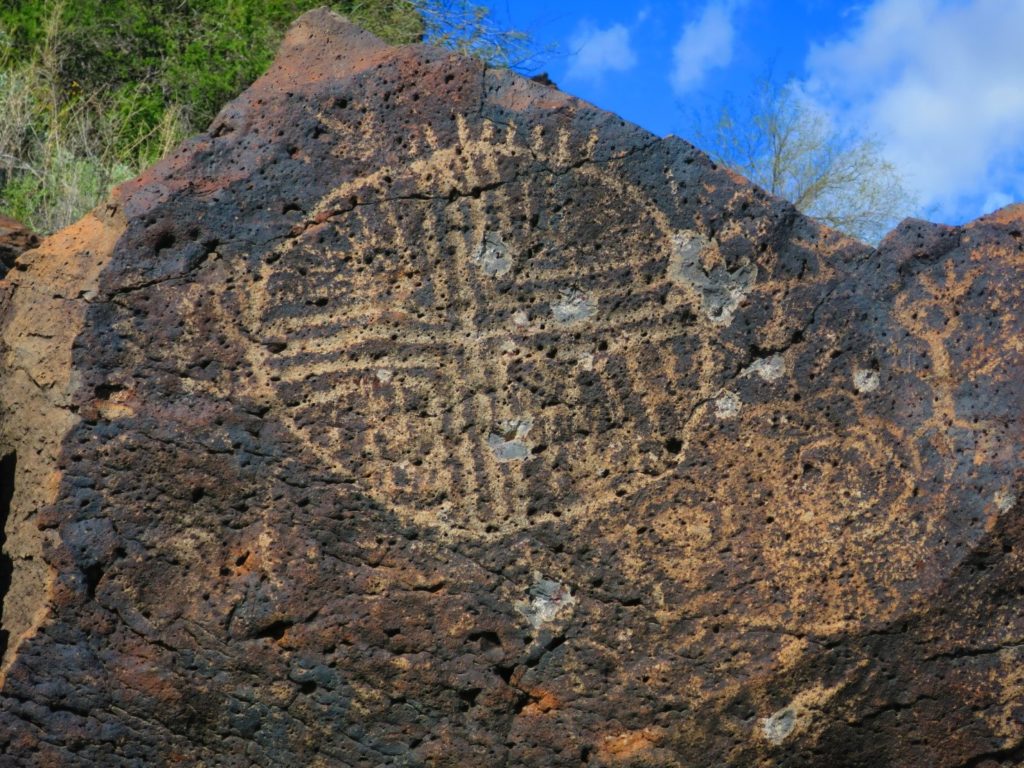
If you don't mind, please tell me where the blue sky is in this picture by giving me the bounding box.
[479,0,1024,227]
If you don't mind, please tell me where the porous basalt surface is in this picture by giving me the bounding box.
[0,216,38,278]
[1,10,1024,767]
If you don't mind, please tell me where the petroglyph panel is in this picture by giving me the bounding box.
[188,104,1013,645]
[218,113,775,541]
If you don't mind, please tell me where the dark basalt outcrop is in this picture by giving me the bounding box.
[0,216,37,279]
[1,9,1023,767]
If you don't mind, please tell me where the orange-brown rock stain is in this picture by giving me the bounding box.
[596,728,664,763]
[0,202,125,682]
[520,688,560,716]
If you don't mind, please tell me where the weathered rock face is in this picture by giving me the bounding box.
[0,216,38,278]
[2,9,1024,766]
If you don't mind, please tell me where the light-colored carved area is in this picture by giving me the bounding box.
[0,204,124,679]
[198,115,807,541]
[174,107,984,642]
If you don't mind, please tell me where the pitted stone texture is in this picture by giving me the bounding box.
[0,216,37,278]
[1,10,1024,767]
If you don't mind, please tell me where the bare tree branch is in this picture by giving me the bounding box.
[689,78,915,244]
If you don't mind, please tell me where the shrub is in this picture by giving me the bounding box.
[0,3,186,231]
[0,0,533,232]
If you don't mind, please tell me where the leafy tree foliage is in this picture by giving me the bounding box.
[694,79,915,244]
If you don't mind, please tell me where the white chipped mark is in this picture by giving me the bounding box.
[518,576,576,628]
[488,435,528,462]
[511,310,530,327]
[551,288,596,324]
[743,354,786,383]
[715,391,742,419]
[756,678,854,748]
[852,368,880,394]
[667,230,757,326]
[473,232,513,277]
[995,489,1017,513]
[761,706,797,745]
[375,368,393,384]
[487,418,533,463]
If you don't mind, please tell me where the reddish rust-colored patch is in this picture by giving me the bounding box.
[520,688,560,715]
[597,728,662,762]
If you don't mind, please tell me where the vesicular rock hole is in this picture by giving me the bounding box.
[0,450,16,663]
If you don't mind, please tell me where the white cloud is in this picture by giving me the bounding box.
[565,22,637,84]
[803,0,1024,223]
[670,1,742,96]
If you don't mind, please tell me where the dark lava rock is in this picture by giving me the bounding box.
[0,216,38,279]
[2,9,1024,767]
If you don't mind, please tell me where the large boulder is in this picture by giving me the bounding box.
[1,9,1023,766]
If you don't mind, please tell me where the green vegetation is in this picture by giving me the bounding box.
[0,0,531,232]
[692,79,915,245]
